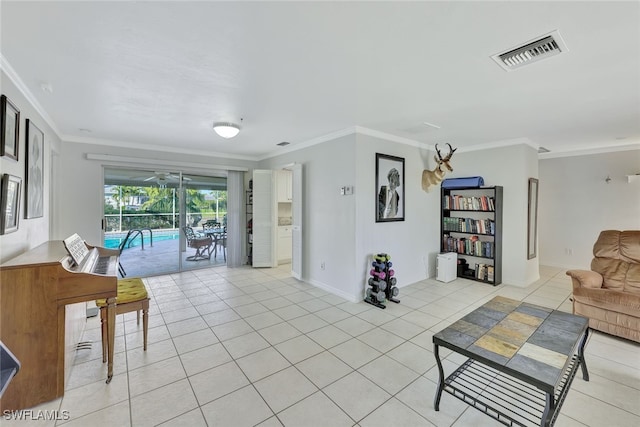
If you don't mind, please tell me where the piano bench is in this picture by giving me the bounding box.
[96,278,150,363]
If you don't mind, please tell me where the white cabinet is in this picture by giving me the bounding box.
[277,170,292,202]
[278,226,292,262]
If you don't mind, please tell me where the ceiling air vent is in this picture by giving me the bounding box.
[491,30,568,71]
[277,141,290,147]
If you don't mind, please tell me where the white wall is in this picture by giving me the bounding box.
[539,149,640,269]
[0,71,61,263]
[448,144,539,286]
[259,134,358,300]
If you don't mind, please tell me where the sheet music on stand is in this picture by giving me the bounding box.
[63,233,89,266]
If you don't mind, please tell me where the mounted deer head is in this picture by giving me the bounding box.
[421,143,457,192]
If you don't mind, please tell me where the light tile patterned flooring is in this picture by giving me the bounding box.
[7,265,639,426]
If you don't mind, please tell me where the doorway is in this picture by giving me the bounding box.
[252,164,302,279]
[103,167,227,277]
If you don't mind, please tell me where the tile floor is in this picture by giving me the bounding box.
[5,265,639,427]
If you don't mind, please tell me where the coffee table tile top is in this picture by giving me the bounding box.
[434,296,588,389]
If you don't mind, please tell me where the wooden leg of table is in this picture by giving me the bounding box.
[106,297,116,384]
[142,303,149,351]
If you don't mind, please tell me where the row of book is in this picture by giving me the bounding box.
[443,195,495,211]
[443,217,495,235]
[442,235,495,258]
[475,264,495,282]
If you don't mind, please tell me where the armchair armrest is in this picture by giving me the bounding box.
[566,270,603,288]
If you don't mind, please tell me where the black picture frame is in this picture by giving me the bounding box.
[527,177,539,259]
[25,119,44,218]
[0,174,22,234]
[376,153,405,222]
[1,95,20,161]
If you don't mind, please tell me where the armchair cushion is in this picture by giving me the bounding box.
[566,269,603,288]
[591,258,629,291]
[625,264,640,295]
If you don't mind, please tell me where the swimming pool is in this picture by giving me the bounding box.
[104,229,180,249]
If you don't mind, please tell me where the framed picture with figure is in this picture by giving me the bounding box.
[0,174,22,234]
[25,119,44,218]
[1,95,20,161]
[375,153,405,222]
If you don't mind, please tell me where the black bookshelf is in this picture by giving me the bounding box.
[441,186,502,285]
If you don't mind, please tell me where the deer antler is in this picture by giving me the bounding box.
[442,143,457,161]
[435,144,444,161]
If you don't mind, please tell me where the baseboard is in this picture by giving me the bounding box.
[540,261,587,271]
[305,278,361,303]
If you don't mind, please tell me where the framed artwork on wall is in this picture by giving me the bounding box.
[527,177,539,259]
[1,95,20,161]
[0,174,22,234]
[376,153,405,222]
[25,119,44,218]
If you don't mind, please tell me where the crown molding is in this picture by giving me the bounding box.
[539,141,640,159]
[1,54,62,139]
[354,126,430,149]
[451,137,537,153]
[258,126,359,161]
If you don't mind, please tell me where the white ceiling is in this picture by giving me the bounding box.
[2,1,639,160]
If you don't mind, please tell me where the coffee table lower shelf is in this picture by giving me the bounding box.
[442,356,582,427]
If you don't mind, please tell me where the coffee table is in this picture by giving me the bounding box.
[432,296,589,427]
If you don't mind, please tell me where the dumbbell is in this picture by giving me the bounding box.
[390,287,399,297]
[373,254,387,263]
[371,261,386,270]
[368,277,384,288]
[370,269,386,279]
[388,277,397,286]
[387,269,395,277]
[367,278,386,292]
[386,261,393,268]
[375,290,386,303]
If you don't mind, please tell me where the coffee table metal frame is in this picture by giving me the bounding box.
[433,309,589,427]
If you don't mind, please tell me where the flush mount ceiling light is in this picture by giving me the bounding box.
[213,122,241,139]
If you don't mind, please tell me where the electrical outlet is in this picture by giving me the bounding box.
[320,261,326,270]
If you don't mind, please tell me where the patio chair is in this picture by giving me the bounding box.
[215,228,227,261]
[182,226,213,261]
[202,220,221,234]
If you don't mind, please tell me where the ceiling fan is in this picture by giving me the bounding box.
[134,171,191,187]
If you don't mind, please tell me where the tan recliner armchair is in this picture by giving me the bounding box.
[566,230,640,342]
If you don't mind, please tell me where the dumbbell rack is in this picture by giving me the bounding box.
[364,253,400,309]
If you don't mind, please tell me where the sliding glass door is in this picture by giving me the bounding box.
[103,167,227,277]
[181,173,228,272]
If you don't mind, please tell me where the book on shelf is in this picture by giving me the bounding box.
[442,234,494,257]
[443,217,495,235]
[443,195,495,211]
